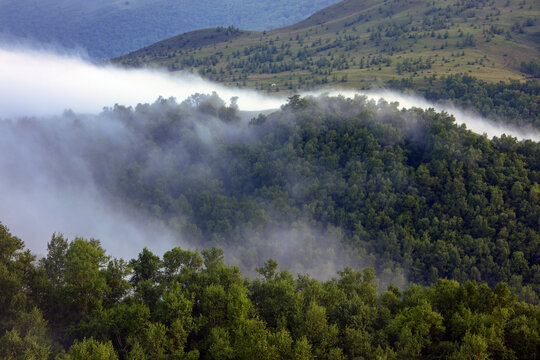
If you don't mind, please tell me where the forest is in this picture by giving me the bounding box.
[2,93,538,301]
[90,95,540,301]
[1,224,539,359]
[1,90,539,359]
[1,0,539,358]
[387,74,540,129]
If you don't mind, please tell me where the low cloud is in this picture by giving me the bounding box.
[0,46,285,118]
[2,45,538,140]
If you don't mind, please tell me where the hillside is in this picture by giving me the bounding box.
[3,93,539,302]
[113,0,540,90]
[0,0,339,59]
[2,93,540,358]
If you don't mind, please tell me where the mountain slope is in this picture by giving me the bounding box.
[279,0,381,31]
[2,93,539,302]
[0,0,339,59]
[113,0,540,90]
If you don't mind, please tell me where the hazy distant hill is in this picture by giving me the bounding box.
[0,0,339,59]
[114,0,540,91]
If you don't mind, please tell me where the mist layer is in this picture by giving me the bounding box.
[0,46,285,117]
[1,46,539,141]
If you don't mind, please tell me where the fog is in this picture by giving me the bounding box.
[0,46,538,280]
[310,89,540,142]
[0,112,181,259]
[0,46,285,118]
[0,169,180,259]
[2,46,538,140]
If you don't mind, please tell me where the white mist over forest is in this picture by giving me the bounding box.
[0,45,538,278]
[2,46,538,140]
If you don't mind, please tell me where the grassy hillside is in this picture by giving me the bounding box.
[113,0,540,91]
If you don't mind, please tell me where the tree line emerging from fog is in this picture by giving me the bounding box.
[1,226,539,359]
[387,74,540,129]
[78,93,539,303]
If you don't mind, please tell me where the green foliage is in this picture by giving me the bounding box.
[389,74,540,129]
[2,85,540,358]
[0,223,50,359]
[396,57,433,74]
[521,59,540,78]
[64,239,109,315]
[0,308,50,360]
[64,338,118,360]
[77,95,540,302]
[2,232,540,358]
[0,223,35,332]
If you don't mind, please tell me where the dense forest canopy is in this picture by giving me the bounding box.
[387,75,540,129]
[1,94,539,302]
[104,95,540,302]
[1,223,539,359]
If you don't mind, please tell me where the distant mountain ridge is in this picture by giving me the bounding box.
[278,0,381,31]
[0,0,339,59]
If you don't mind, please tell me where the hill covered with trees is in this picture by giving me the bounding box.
[2,94,539,303]
[2,0,539,358]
